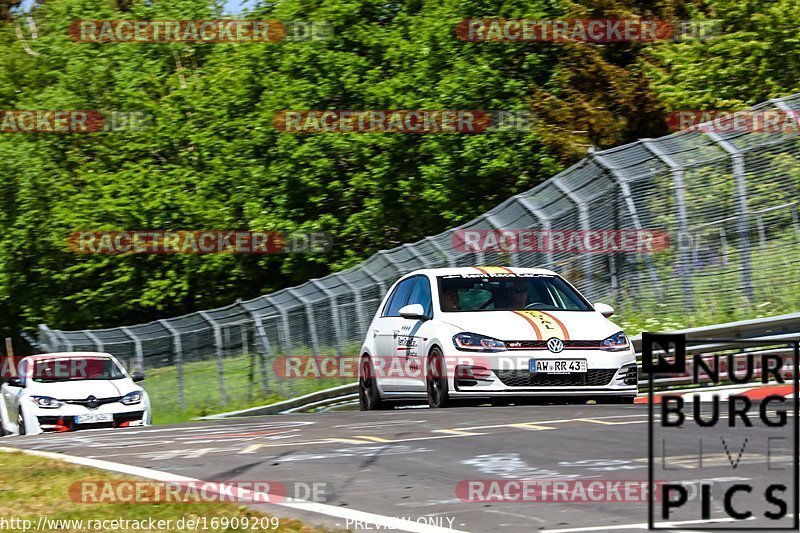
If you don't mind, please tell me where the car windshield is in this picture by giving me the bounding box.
[438,275,592,312]
[29,357,127,383]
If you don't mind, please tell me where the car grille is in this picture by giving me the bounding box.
[62,397,121,408]
[505,340,602,350]
[37,411,144,432]
[494,369,617,387]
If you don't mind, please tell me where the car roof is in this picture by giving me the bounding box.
[25,352,114,360]
[403,266,558,278]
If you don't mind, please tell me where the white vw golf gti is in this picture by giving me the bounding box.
[359,267,637,409]
[1,352,152,435]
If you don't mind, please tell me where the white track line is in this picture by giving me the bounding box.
[541,516,753,532]
[0,446,467,533]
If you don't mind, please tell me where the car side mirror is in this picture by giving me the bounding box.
[7,377,23,388]
[594,302,615,318]
[398,303,428,320]
[131,371,145,383]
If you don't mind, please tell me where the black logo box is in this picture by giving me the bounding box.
[642,333,799,531]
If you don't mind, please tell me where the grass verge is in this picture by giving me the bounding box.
[0,450,328,532]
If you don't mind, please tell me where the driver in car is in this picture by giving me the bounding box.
[507,280,529,309]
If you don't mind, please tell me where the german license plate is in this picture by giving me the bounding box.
[75,413,113,424]
[529,359,587,374]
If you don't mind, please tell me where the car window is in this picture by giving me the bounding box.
[406,275,432,317]
[30,357,127,382]
[437,275,591,312]
[545,281,586,311]
[382,277,417,317]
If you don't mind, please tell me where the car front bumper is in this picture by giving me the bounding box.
[29,404,148,433]
[447,349,638,397]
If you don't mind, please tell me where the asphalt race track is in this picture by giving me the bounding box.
[3,404,797,532]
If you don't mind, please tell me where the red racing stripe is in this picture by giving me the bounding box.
[512,311,542,341]
[539,311,570,341]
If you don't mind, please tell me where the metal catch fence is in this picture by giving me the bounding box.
[35,94,800,414]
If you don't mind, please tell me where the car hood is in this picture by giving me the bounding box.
[440,310,622,341]
[26,379,137,400]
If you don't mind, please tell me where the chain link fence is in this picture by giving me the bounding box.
[34,94,800,417]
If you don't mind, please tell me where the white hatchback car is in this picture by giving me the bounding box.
[0,352,152,435]
[358,267,637,409]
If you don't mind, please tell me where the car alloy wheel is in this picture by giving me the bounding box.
[426,348,451,408]
[359,356,390,411]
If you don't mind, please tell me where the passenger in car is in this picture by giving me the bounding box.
[441,285,461,311]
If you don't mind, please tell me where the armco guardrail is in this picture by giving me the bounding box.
[632,311,800,351]
[200,382,358,418]
[207,313,800,417]
[634,312,800,392]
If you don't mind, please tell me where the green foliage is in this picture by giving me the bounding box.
[0,0,796,340]
[642,0,800,108]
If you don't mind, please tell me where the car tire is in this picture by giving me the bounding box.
[426,348,451,408]
[599,396,636,405]
[359,356,391,411]
[17,409,26,436]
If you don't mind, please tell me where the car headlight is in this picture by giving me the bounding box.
[31,396,62,409]
[601,331,630,352]
[121,391,143,405]
[453,332,507,352]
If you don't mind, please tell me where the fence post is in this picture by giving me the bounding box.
[310,280,344,358]
[424,235,457,267]
[242,323,253,401]
[198,312,227,406]
[403,242,436,269]
[262,295,294,396]
[120,327,143,374]
[246,311,272,396]
[83,330,104,352]
[338,272,369,342]
[158,319,185,410]
[552,178,594,298]
[361,263,388,300]
[286,288,321,359]
[483,213,517,266]
[37,324,56,352]
[514,196,554,270]
[706,132,754,301]
[592,152,662,298]
[773,99,800,244]
[642,139,695,309]
[54,330,73,352]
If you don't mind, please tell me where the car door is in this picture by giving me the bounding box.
[373,276,418,392]
[393,275,433,393]
[1,360,27,428]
